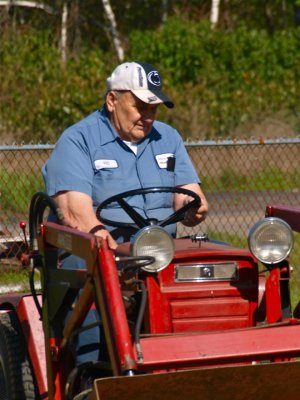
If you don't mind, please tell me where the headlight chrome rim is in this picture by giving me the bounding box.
[248,217,294,265]
[131,226,175,273]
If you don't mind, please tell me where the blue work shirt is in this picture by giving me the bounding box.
[42,107,200,239]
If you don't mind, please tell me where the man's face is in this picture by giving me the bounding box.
[107,91,159,142]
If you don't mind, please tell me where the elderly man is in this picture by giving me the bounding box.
[42,61,208,366]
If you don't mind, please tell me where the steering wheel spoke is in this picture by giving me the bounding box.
[160,198,199,227]
[117,198,149,227]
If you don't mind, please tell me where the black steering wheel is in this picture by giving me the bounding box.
[95,186,201,229]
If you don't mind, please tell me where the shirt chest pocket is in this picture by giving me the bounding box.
[154,153,176,187]
[93,159,124,202]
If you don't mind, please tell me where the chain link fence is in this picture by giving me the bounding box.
[0,139,299,262]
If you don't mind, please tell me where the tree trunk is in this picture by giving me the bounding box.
[162,0,168,23]
[101,0,124,62]
[0,1,57,14]
[294,4,300,26]
[263,0,274,35]
[210,0,221,29]
[60,1,68,65]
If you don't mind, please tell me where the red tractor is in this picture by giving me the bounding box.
[0,189,300,399]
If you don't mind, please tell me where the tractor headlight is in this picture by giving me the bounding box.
[248,217,294,265]
[131,226,175,273]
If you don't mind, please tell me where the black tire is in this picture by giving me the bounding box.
[0,311,38,400]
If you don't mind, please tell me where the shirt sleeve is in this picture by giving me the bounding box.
[173,132,201,186]
[42,128,94,197]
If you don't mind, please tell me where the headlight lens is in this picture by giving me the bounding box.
[131,226,175,272]
[248,217,294,264]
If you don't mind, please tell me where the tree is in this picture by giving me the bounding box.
[60,1,68,65]
[210,0,221,29]
[0,1,56,14]
[101,0,124,61]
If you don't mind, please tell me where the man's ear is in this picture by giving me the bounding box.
[106,91,118,112]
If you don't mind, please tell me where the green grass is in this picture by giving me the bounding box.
[205,167,299,192]
[0,264,41,293]
[0,169,44,213]
[0,269,29,284]
[288,233,300,310]
[207,230,247,248]
[0,269,31,292]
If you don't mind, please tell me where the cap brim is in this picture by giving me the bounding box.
[131,89,174,108]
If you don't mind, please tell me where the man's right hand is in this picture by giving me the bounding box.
[93,226,118,250]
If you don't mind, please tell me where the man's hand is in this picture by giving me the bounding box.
[182,196,207,226]
[174,183,208,227]
[91,225,118,250]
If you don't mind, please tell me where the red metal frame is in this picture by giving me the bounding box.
[37,221,300,384]
[36,222,139,398]
[266,204,300,232]
[265,267,282,324]
[17,296,48,398]
[134,321,300,370]
[95,241,137,373]
[264,204,300,324]
[2,203,300,399]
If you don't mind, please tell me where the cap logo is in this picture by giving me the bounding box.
[137,67,144,87]
[148,71,161,86]
[148,96,158,103]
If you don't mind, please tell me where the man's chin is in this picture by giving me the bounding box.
[131,128,151,141]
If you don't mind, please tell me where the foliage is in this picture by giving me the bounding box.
[3,1,300,35]
[129,18,300,137]
[2,16,300,141]
[0,29,113,142]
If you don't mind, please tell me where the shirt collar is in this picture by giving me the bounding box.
[98,106,119,146]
